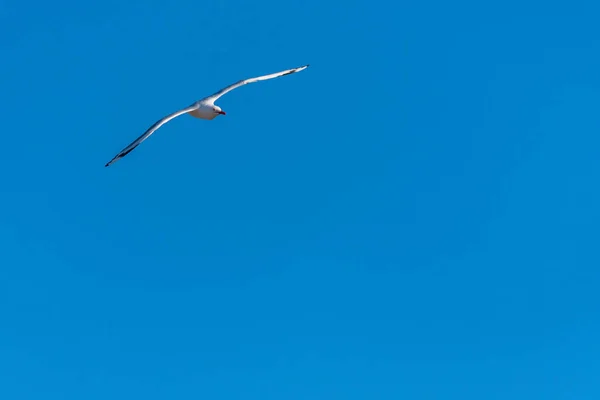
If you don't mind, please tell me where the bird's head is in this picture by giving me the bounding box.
[213,105,226,116]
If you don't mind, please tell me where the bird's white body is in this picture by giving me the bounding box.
[188,102,219,120]
[105,64,309,167]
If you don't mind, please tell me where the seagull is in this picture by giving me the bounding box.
[105,64,309,167]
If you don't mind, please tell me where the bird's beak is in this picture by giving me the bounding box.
[218,110,226,115]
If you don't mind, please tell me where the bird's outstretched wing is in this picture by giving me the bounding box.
[105,104,199,167]
[204,64,309,103]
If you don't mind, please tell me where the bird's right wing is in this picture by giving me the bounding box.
[204,64,309,103]
[105,104,199,167]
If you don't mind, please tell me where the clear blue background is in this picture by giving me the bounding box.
[1,0,599,398]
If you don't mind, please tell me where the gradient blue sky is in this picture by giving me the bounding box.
[2,0,600,398]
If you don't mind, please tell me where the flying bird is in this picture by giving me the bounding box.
[105,64,309,167]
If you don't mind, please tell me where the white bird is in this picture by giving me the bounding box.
[105,64,309,167]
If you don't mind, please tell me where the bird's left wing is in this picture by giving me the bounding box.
[105,104,199,167]
[203,64,309,103]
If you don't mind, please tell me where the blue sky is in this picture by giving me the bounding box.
[1,0,600,398]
